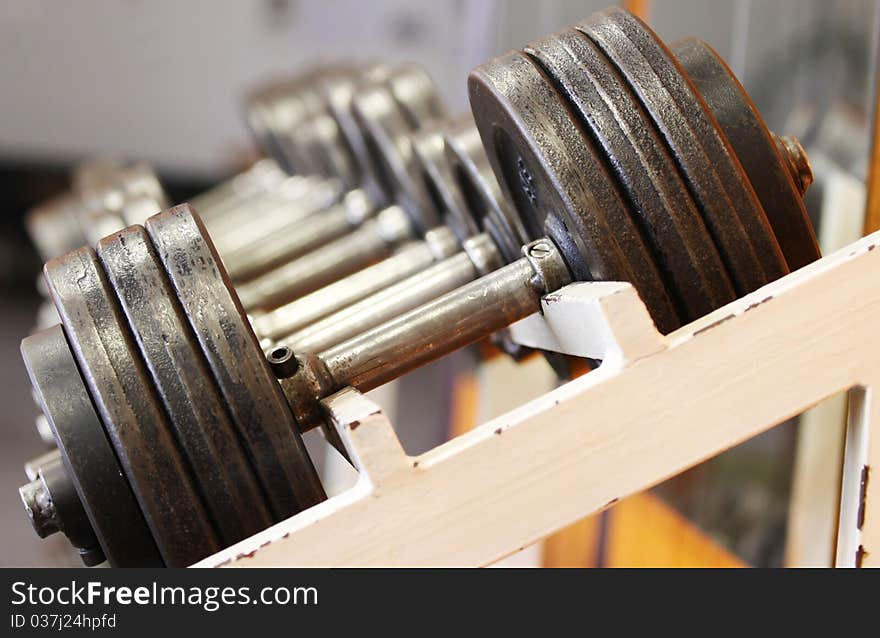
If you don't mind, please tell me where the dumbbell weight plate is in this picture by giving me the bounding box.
[526,30,735,322]
[673,38,821,271]
[145,206,326,519]
[246,80,311,176]
[443,114,530,264]
[318,66,392,205]
[577,7,788,295]
[97,226,274,546]
[248,66,351,176]
[469,51,680,333]
[353,82,441,233]
[45,248,220,567]
[294,68,369,187]
[387,65,447,130]
[21,325,162,566]
[411,125,474,240]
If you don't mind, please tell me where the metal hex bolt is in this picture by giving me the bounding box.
[19,477,60,539]
[772,133,813,196]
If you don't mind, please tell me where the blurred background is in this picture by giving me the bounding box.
[1,0,877,567]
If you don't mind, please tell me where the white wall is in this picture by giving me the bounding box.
[0,0,496,176]
[1,0,876,177]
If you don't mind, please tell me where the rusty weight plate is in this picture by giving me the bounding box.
[578,7,788,296]
[526,30,735,322]
[97,226,274,546]
[317,65,392,204]
[21,324,163,566]
[246,76,315,176]
[411,124,474,241]
[673,37,821,271]
[469,50,680,333]
[443,113,530,264]
[353,76,442,233]
[45,247,220,567]
[145,205,326,519]
[386,65,446,130]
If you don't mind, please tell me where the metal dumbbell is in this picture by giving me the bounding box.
[19,7,820,566]
[229,71,454,309]
[255,17,819,358]
[271,5,823,452]
[23,64,420,277]
[254,113,529,355]
[188,64,404,257]
[213,64,449,286]
[21,65,442,455]
[26,66,448,313]
[23,65,356,266]
[15,109,512,564]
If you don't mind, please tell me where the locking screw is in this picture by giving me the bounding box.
[267,345,300,378]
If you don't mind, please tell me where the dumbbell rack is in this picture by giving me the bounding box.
[194,228,880,568]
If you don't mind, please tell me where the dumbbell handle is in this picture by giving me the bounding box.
[272,232,500,354]
[254,225,462,340]
[281,238,571,431]
[235,205,414,309]
[204,174,337,240]
[216,186,363,282]
[188,159,289,219]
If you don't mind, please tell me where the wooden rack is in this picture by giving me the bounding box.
[200,231,880,568]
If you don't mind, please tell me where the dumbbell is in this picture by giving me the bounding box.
[169,64,368,230]
[19,7,819,566]
[255,113,529,355]
[21,65,440,453]
[254,18,819,355]
[189,59,384,219]
[229,70,455,308]
[27,65,447,307]
[185,63,404,242]
[23,64,396,273]
[211,64,450,286]
[23,65,362,266]
[267,4,824,448]
[16,111,498,560]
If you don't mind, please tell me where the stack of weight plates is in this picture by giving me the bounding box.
[33,205,326,566]
[469,7,820,334]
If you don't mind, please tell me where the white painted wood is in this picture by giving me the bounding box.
[785,392,847,566]
[317,382,400,497]
[508,281,665,365]
[474,348,558,567]
[197,232,880,568]
[786,155,866,567]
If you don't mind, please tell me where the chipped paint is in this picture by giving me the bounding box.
[858,465,870,530]
[744,295,774,312]
[693,313,736,336]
